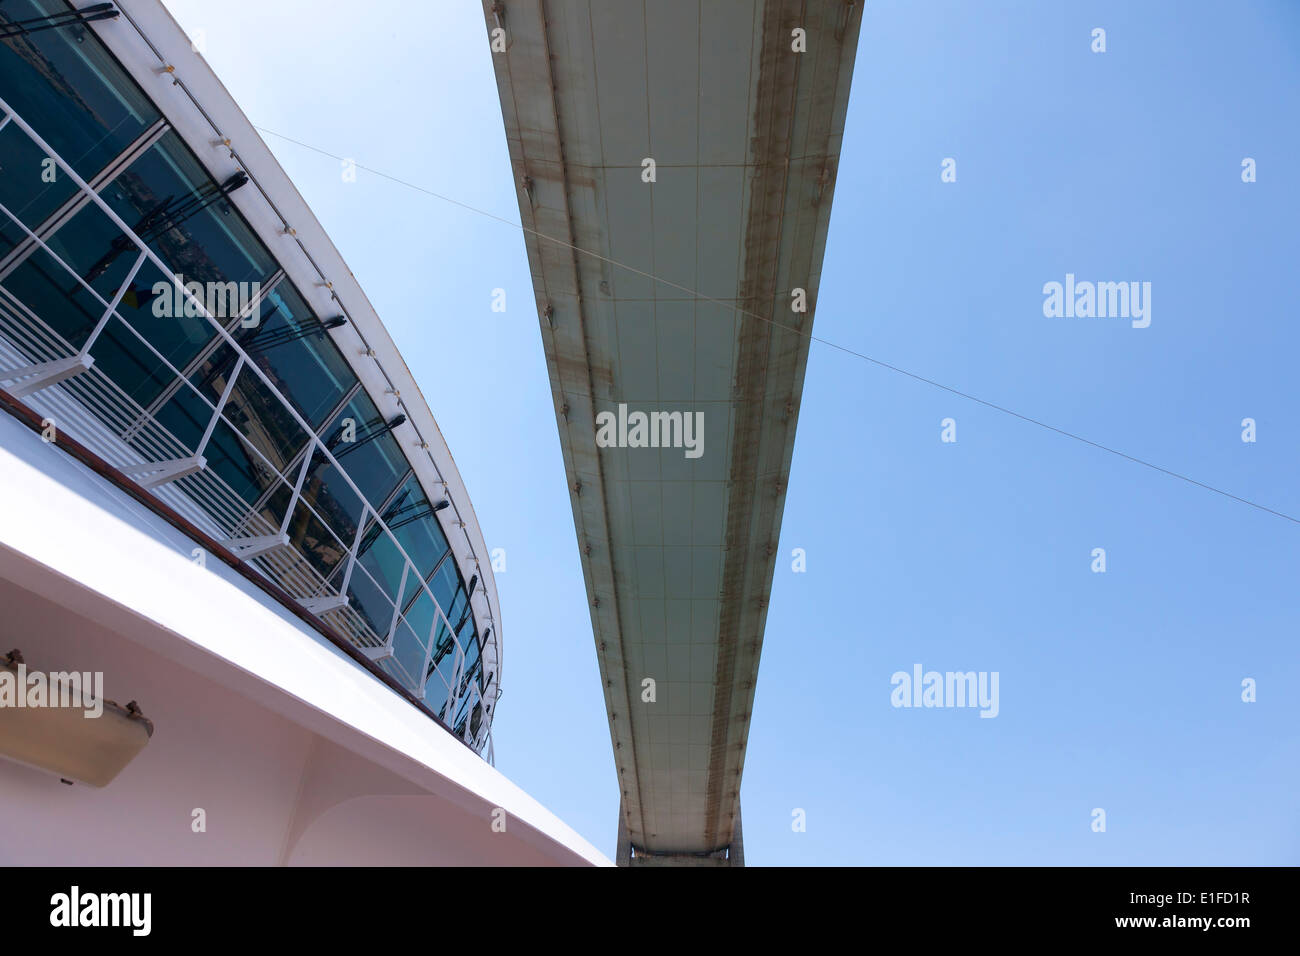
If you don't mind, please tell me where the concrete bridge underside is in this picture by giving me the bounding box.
[485,0,861,864]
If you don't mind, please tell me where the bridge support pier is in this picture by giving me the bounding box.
[615,797,631,867]
[728,804,744,867]
[614,799,744,866]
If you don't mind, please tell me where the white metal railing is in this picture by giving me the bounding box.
[0,98,492,758]
[110,3,500,721]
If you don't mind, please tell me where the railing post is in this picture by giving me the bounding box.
[446,644,464,722]
[81,249,148,356]
[337,505,368,597]
[279,439,316,537]
[416,603,438,698]
[195,354,243,458]
[386,560,410,649]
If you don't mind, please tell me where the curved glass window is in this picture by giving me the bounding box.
[379,475,451,574]
[319,391,408,506]
[0,4,493,754]
[250,283,357,430]
[104,131,274,291]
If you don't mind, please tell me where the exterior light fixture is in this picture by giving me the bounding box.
[0,651,153,787]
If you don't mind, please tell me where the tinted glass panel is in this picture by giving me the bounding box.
[427,670,452,720]
[379,475,449,581]
[317,391,406,508]
[152,381,279,508]
[390,618,427,693]
[346,528,405,640]
[459,625,481,696]
[0,123,76,251]
[103,131,274,290]
[0,0,158,182]
[447,585,469,632]
[295,450,364,579]
[250,283,356,429]
[428,615,458,710]
[1,241,108,351]
[204,343,309,471]
[277,480,352,580]
[453,690,476,739]
[427,554,460,618]
[400,588,439,650]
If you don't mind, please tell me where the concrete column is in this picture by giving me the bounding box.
[616,796,632,867]
[729,804,744,867]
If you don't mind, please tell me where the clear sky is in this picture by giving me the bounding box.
[159,0,1299,865]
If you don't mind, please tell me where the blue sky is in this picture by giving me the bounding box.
[161,0,1299,864]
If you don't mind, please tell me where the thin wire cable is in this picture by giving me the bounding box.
[253,125,1299,526]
